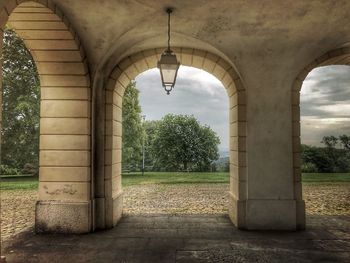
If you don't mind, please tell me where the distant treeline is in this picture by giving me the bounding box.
[211,135,350,173]
[301,135,350,173]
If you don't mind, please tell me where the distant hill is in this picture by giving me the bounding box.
[219,150,229,158]
[215,156,229,165]
[214,156,229,172]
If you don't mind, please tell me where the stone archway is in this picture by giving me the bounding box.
[0,1,92,233]
[94,48,248,229]
[291,46,350,228]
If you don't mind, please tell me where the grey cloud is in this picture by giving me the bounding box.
[301,119,350,146]
[301,65,350,115]
[302,66,350,103]
[300,106,332,117]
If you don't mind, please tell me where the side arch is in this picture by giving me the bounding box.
[97,47,248,229]
[291,47,350,229]
[1,1,92,233]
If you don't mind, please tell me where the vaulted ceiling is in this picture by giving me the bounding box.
[51,1,350,73]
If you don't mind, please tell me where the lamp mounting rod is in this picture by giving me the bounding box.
[165,7,174,52]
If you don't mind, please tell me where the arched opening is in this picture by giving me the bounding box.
[121,65,230,215]
[96,48,248,229]
[1,1,91,234]
[301,65,350,216]
[1,27,40,241]
[291,47,350,229]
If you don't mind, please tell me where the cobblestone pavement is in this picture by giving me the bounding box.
[1,183,350,241]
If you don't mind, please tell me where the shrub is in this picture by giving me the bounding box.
[21,163,38,175]
[0,164,20,175]
[301,162,318,173]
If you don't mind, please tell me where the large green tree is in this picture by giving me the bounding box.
[143,120,160,169]
[1,28,40,173]
[151,114,220,171]
[122,81,143,170]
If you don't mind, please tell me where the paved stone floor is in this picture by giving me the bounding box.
[1,214,350,263]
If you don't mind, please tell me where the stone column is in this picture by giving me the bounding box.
[242,64,304,230]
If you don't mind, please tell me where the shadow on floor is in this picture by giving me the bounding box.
[2,214,350,262]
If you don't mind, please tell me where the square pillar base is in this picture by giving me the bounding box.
[228,193,305,230]
[35,201,91,233]
[245,199,297,230]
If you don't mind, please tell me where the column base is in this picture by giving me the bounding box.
[105,192,123,228]
[228,192,246,229]
[245,199,297,230]
[93,197,105,230]
[35,201,91,233]
[296,200,306,230]
[228,193,306,230]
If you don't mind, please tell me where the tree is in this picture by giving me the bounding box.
[321,135,339,171]
[151,114,220,171]
[1,28,40,173]
[339,135,350,151]
[143,120,160,170]
[321,135,338,149]
[122,81,143,170]
[301,136,350,173]
[301,144,333,173]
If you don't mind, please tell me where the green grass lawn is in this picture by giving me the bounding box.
[0,176,39,190]
[122,172,229,186]
[1,172,350,190]
[302,173,350,182]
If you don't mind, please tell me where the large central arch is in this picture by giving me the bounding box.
[94,48,248,229]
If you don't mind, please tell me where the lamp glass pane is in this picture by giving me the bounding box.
[164,84,172,95]
[161,66,177,84]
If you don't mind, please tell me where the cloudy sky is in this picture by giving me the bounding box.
[136,65,350,153]
[300,65,350,146]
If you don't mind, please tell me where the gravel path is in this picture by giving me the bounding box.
[123,184,228,215]
[1,182,349,241]
[0,189,37,241]
[303,183,350,215]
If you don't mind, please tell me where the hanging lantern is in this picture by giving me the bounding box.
[157,8,180,95]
